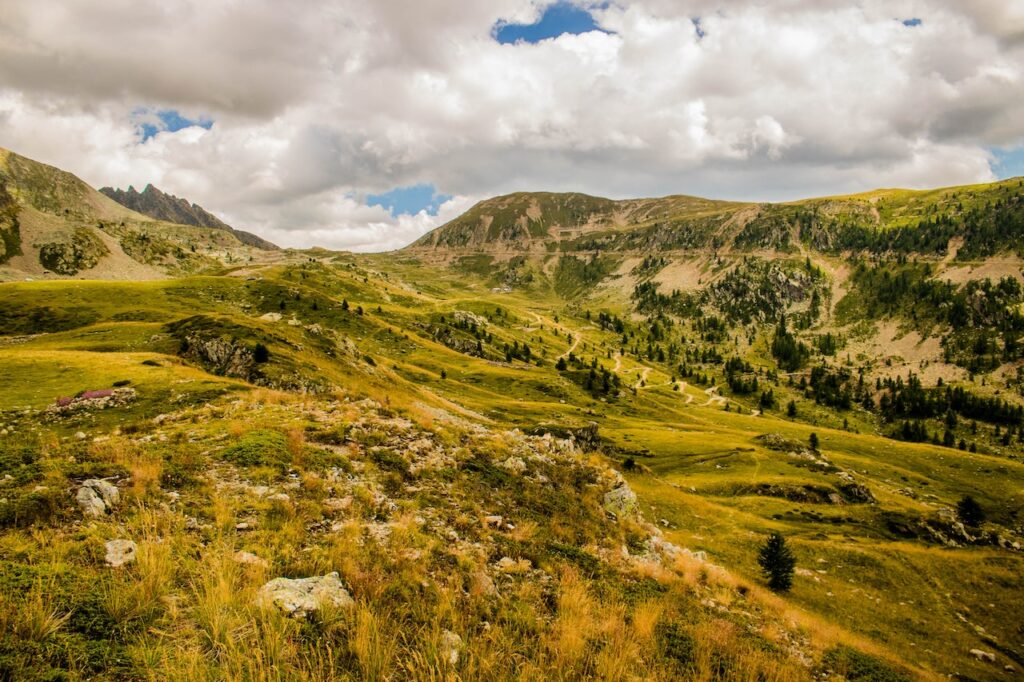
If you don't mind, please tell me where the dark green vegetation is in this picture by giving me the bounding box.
[758,533,797,592]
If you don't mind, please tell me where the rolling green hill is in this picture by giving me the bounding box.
[410,177,1024,259]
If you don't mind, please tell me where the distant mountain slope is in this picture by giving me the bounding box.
[0,147,263,281]
[409,178,1024,259]
[100,184,278,250]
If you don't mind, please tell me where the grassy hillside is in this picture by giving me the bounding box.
[1,250,1022,679]
[2,153,1024,679]
[410,177,1024,260]
[0,148,275,281]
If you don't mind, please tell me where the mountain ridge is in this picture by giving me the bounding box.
[100,183,278,250]
[0,147,269,280]
[408,177,1024,258]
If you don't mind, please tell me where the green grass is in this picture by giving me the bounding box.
[0,247,1022,680]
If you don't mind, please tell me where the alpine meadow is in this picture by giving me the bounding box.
[1,2,1024,681]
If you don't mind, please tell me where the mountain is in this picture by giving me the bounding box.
[0,147,265,280]
[100,184,278,250]
[410,178,1024,259]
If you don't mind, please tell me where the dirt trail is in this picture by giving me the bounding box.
[634,367,651,389]
[558,333,580,360]
[677,381,695,404]
[612,353,623,373]
[702,386,727,407]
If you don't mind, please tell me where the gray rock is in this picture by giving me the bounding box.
[77,479,119,517]
[970,648,996,663]
[603,483,638,519]
[257,572,354,618]
[440,629,464,666]
[105,539,137,567]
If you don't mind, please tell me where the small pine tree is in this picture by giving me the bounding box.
[787,400,797,417]
[439,369,447,381]
[758,532,796,592]
[956,495,985,527]
[341,299,350,312]
[253,343,270,364]
[809,432,819,450]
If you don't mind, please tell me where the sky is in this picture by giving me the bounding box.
[1,1,1023,252]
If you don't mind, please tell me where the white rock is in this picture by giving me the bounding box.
[105,539,137,567]
[440,630,464,666]
[970,649,996,663]
[256,572,354,618]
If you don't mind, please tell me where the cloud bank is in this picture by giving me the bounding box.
[1,0,1022,250]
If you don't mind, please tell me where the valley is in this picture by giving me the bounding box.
[1,149,1023,680]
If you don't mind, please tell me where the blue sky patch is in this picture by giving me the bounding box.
[493,2,610,44]
[367,184,452,217]
[134,108,213,141]
[692,17,706,39]
[993,147,1024,180]
[902,18,922,27]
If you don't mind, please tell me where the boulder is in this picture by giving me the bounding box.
[105,539,137,567]
[603,482,639,519]
[77,479,119,517]
[970,649,996,663]
[257,572,354,618]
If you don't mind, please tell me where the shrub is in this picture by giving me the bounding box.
[822,645,911,682]
[253,343,270,363]
[221,430,291,469]
[656,621,695,667]
[956,495,985,527]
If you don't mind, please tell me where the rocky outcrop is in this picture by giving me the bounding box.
[100,184,277,250]
[77,479,119,517]
[256,572,355,618]
[179,334,257,382]
[48,388,137,417]
[38,227,108,275]
[603,476,639,519]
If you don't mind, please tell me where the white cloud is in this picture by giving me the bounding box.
[0,0,1022,250]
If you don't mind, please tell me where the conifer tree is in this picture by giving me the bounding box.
[758,533,796,592]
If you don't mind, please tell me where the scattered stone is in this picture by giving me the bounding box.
[483,515,503,527]
[256,572,354,618]
[74,431,87,440]
[105,539,137,567]
[495,556,532,573]
[499,456,527,474]
[77,479,119,517]
[324,496,353,513]
[234,550,269,567]
[970,649,996,663]
[440,630,464,666]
